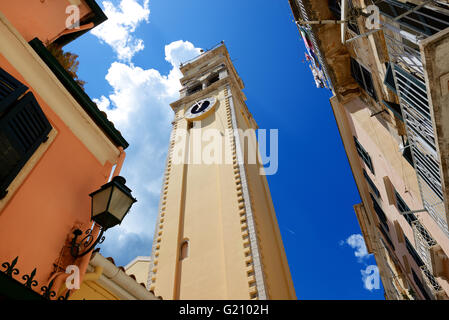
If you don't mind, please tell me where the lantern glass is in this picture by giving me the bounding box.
[89,176,137,230]
[108,185,135,222]
[91,187,112,218]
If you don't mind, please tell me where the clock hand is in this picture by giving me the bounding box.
[194,100,202,110]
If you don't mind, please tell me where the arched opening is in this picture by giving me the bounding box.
[207,73,220,86]
[187,83,202,96]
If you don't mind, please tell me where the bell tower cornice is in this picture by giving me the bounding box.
[169,42,245,112]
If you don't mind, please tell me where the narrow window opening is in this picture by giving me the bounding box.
[350,58,378,101]
[180,240,189,260]
[353,136,375,174]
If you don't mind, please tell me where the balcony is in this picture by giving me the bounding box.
[412,220,437,272]
[380,0,449,236]
[420,265,447,299]
[412,220,449,299]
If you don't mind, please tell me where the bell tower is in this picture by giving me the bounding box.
[147,43,296,300]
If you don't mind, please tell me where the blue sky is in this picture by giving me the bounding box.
[66,0,384,300]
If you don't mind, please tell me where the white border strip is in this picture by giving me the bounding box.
[227,85,267,299]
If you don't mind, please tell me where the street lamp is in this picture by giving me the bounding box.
[70,176,137,258]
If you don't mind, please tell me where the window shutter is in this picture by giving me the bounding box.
[0,68,28,115]
[394,220,405,243]
[0,92,51,197]
[402,255,411,274]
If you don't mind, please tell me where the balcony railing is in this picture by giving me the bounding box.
[412,220,437,272]
[420,265,443,297]
[380,0,449,236]
[411,220,446,298]
[294,0,333,89]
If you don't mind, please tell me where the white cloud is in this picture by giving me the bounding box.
[165,40,202,68]
[93,95,110,110]
[91,0,150,61]
[344,234,369,262]
[99,229,153,267]
[95,39,201,265]
[89,0,204,268]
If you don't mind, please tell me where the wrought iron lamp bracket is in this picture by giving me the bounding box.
[70,226,106,258]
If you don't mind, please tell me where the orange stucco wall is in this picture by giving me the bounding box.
[1,0,92,44]
[0,57,116,293]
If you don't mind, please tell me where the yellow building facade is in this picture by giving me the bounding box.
[125,256,152,288]
[147,44,296,300]
[69,252,158,300]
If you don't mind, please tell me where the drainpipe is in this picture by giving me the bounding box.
[112,147,126,178]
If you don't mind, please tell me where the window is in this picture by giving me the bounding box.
[370,193,389,231]
[363,169,380,198]
[394,190,410,213]
[401,140,414,167]
[350,58,378,101]
[405,236,424,267]
[394,189,418,225]
[379,224,395,250]
[0,68,52,199]
[395,188,435,246]
[353,136,375,174]
[382,100,402,121]
[411,269,431,300]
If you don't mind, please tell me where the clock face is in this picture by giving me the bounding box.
[185,97,217,121]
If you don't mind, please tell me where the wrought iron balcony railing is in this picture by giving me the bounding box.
[411,219,446,298]
[420,265,444,297]
[294,0,333,89]
[412,220,437,272]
